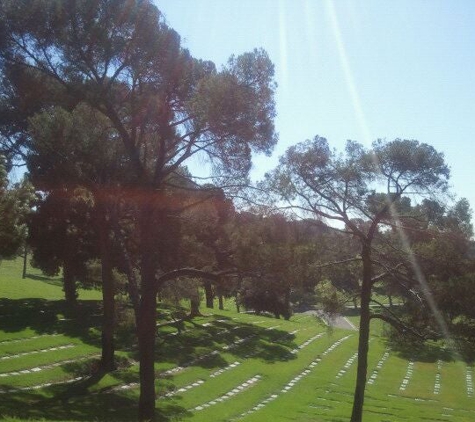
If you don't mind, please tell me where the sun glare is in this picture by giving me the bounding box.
[325,0,372,146]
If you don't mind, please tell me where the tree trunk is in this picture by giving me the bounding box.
[284,286,291,320]
[111,207,141,328]
[138,290,157,421]
[189,287,202,318]
[235,274,242,313]
[99,217,115,372]
[22,244,27,279]
[388,294,393,309]
[138,203,158,422]
[218,294,224,310]
[204,280,214,308]
[350,242,372,422]
[63,261,77,306]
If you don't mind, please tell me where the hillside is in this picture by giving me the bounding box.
[0,258,474,421]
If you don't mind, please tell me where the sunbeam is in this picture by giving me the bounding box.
[325,0,460,360]
[278,0,289,93]
[303,0,319,65]
[325,0,372,146]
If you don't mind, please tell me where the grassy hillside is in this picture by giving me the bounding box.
[1,257,474,421]
[0,257,101,301]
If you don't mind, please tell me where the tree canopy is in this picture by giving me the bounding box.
[264,136,452,422]
[0,1,278,420]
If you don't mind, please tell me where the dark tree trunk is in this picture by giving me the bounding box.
[235,274,243,313]
[99,217,115,372]
[353,297,358,310]
[63,261,77,306]
[284,286,291,320]
[111,207,140,328]
[138,289,157,422]
[138,204,158,422]
[351,242,372,422]
[218,294,224,310]
[22,244,27,279]
[204,280,214,308]
[189,287,202,318]
[388,294,393,309]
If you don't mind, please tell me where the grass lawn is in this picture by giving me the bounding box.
[0,257,101,301]
[1,257,474,421]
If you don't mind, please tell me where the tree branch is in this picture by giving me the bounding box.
[371,263,404,285]
[155,268,236,292]
[314,257,362,269]
[370,312,426,340]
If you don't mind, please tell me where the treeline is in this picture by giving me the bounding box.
[1,2,474,421]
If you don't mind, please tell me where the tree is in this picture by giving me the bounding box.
[230,212,324,319]
[402,199,475,357]
[26,102,130,371]
[179,186,235,309]
[0,2,277,419]
[0,155,33,260]
[315,278,352,315]
[29,187,96,305]
[264,137,450,422]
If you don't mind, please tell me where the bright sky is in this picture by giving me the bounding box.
[159,0,475,219]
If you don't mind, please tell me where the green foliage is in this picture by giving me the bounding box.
[372,138,450,193]
[29,188,96,278]
[27,104,126,188]
[315,279,353,315]
[265,137,450,226]
[0,156,35,259]
[239,276,291,319]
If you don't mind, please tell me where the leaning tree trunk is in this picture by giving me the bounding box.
[99,212,116,372]
[138,202,158,422]
[351,242,373,422]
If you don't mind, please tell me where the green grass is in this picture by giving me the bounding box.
[0,257,101,300]
[1,257,475,421]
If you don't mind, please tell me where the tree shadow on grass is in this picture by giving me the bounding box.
[0,298,132,352]
[0,298,101,334]
[0,387,137,422]
[385,336,453,363]
[0,380,189,422]
[153,319,298,370]
[227,335,296,363]
[25,273,63,286]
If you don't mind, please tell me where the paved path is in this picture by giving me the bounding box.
[300,310,357,331]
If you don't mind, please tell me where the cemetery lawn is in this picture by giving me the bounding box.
[1,257,474,421]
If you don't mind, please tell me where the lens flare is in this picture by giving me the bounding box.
[278,0,289,93]
[325,0,460,361]
[325,0,372,146]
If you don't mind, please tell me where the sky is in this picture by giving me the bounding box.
[159,0,475,219]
